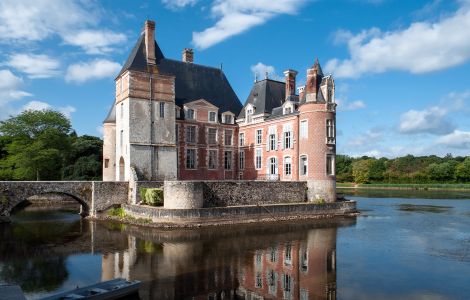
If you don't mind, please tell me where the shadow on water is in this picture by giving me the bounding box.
[396,203,453,213]
[338,188,470,199]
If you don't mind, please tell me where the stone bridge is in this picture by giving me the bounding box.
[0,181,129,222]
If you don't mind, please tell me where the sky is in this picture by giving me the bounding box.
[0,0,469,158]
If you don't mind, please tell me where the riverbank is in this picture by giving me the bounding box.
[92,201,358,229]
[337,183,470,191]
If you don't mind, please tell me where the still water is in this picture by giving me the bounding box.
[1,190,470,299]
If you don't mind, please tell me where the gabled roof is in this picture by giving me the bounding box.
[238,79,285,118]
[115,32,242,119]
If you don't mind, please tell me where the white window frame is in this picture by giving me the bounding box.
[284,156,292,176]
[239,150,245,170]
[208,127,217,144]
[185,108,195,120]
[239,132,245,146]
[300,119,308,139]
[268,156,278,175]
[256,129,263,145]
[326,154,335,176]
[222,112,235,124]
[224,129,233,146]
[300,155,308,176]
[255,148,262,170]
[208,149,217,169]
[186,125,197,143]
[208,111,217,123]
[224,150,232,170]
[186,148,196,169]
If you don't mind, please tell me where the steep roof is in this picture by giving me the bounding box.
[238,79,285,118]
[114,32,242,119]
[103,105,116,123]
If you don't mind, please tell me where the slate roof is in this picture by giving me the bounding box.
[110,32,242,122]
[103,105,116,123]
[238,79,286,119]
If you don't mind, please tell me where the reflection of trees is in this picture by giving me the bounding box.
[0,256,68,292]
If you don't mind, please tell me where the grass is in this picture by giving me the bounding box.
[106,207,152,225]
[337,183,470,190]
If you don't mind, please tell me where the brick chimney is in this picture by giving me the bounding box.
[305,58,323,102]
[144,20,156,65]
[283,69,298,99]
[182,48,194,63]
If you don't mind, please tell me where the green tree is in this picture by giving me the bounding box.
[336,155,354,182]
[352,159,374,184]
[0,110,72,180]
[455,158,470,182]
[63,135,103,180]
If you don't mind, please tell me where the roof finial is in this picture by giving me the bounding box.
[265,71,268,79]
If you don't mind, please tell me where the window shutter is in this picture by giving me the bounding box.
[275,158,279,175]
[266,136,270,151]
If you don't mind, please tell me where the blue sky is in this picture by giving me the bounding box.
[0,0,469,157]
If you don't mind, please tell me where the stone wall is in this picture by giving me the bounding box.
[92,181,129,213]
[135,181,163,203]
[202,181,307,207]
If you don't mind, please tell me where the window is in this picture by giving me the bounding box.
[175,107,180,118]
[120,102,124,119]
[255,148,262,169]
[224,151,232,170]
[175,125,179,142]
[255,272,263,288]
[104,159,109,168]
[269,248,277,263]
[300,248,308,272]
[269,134,276,151]
[300,155,308,176]
[285,244,292,265]
[283,274,292,293]
[300,120,308,139]
[246,108,253,123]
[186,108,195,119]
[186,126,196,143]
[209,111,217,122]
[239,151,245,170]
[239,133,245,146]
[256,129,262,144]
[269,157,277,175]
[326,119,335,138]
[186,149,196,169]
[224,114,232,124]
[284,107,292,114]
[159,102,165,118]
[208,150,217,169]
[284,157,292,176]
[284,131,291,149]
[327,88,333,102]
[327,154,335,175]
[224,130,232,146]
[120,130,123,147]
[208,128,217,144]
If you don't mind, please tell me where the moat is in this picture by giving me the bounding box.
[1,190,470,299]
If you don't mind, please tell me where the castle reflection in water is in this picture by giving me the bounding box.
[100,221,347,300]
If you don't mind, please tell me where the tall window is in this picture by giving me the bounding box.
[285,244,292,265]
[224,130,232,146]
[239,151,245,170]
[327,88,332,102]
[120,102,124,119]
[246,109,253,123]
[255,148,262,169]
[208,150,217,169]
[284,131,291,149]
[120,130,123,147]
[269,134,276,151]
[186,108,195,119]
[175,125,179,141]
[159,102,165,118]
[269,157,277,175]
[224,151,232,170]
[256,129,262,144]
[104,159,109,168]
[224,114,232,124]
[327,154,334,175]
[186,126,196,143]
[186,149,196,169]
[326,119,335,138]
[209,111,217,122]
[208,128,217,144]
[284,156,292,176]
[239,133,245,146]
[300,155,308,176]
[300,120,308,139]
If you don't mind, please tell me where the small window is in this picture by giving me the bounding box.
[256,129,262,145]
[239,151,245,170]
[186,126,196,143]
[208,150,217,169]
[224,114,232,124]
[208,128,217,144]
[159,102,165,118]
[186,108,195,120]
[120,130,124,147]
[246,108,253,123]
[239,133,245,146]
[326,119,335,138]
[300,120,308,139]
[284,107,292,114]
[175,125,179,142]
[104,159,109,168]
[255,148,262,169]
[224,130,232,146]
[224,151,232,170]
[120,102,124,119]
[209,111,217,122]
[284,157,291,176]
[327,154,335,175]
[186,149,196,169]
[300,155,308,176]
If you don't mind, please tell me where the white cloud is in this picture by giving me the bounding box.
[399,106,454,135]
[436,130,470,148]
[346,129,382,147]
[337,99,365,111]
[250,62,282,81]
[0,69,31,105]
[65,59,121,83]
[62,30,127,55]
[162,0,198,10]
[6,53,60,78]
[192,0,307,49]
[21,101,76,118]
[0,0,125,54]
[326,3,470,78]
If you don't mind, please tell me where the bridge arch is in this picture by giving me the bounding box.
[11,191,90,216]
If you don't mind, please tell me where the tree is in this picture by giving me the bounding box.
[0,110,72,180]
[63,135,103,180]
[352,159,374,184]
[455,158,470,182]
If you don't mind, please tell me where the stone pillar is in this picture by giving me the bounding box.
[307,179,336,203]
[163,181,203,209]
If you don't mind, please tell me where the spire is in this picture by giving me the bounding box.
[313,58,324,76]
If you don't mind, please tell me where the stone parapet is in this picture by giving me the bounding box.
[307,179,336,203]
[163,181,204,209]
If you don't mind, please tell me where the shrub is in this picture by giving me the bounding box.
[142,188,163,206]
[108,207,126,217]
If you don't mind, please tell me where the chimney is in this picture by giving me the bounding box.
[182,48,194,63]
[305,58,323,102]
[144,20,156,65]
[283,69,298,99]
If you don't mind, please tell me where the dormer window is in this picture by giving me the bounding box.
[223,114,233,124]
[209,111,217,123]
[284,107,292,114]
[186,108,195,120]
[246,109,253,123]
